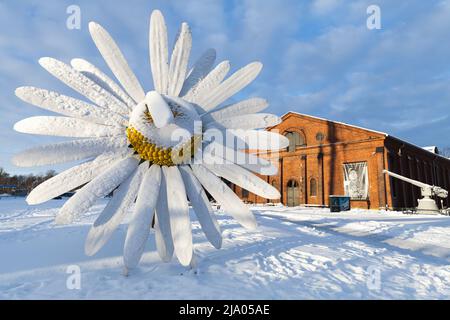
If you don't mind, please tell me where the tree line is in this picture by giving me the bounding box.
[0,167,56,196]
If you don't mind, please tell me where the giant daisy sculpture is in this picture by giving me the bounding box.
[12,10,289,271]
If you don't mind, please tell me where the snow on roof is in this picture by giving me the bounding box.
[422,146,439,154]
[282,111,388,137]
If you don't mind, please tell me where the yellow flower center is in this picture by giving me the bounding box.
[126,126,201,166]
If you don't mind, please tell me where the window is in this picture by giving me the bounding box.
[343,162,369,200]
[285,131,306,152]
[241,189,249,198]
[316,132,324,142]
[309,178,317,196]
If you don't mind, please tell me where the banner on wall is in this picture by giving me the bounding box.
[343,162,369,200]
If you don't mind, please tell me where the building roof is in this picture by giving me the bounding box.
[281,111,388,137]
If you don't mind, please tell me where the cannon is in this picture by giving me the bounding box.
[383,170,448,214]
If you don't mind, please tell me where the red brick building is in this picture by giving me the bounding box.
[233,112,450,210]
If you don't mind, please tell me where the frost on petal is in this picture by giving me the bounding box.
[85,161,148,256]
[168,22,192,97]
[124,164,161,269]
[202,155,280,200]
[154,167,174,262]
[55,156,139,225]
[149,10,169,94]
[15,87,128,127]
[71,58,136,109]
[191,164,257,230]
[12,137,128,167]
[39,57,129,115]
[179,48,216,97]
[26,152,130,205]
[88,23,145,103]
[196,62,263,112]
[14,116,123,138]
[225,129,289,151]
[205,113,281,130]
[179,165,221,249]
[202,98,268,124]
[203,141,278,176]
[162,166,192,266]
[183,61,230,109]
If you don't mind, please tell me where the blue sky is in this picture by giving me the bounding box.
[1,0,450,175]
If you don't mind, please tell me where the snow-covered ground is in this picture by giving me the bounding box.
[1,197,450,299]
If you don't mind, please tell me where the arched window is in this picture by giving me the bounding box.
[309,178,317,196]
[284,131,305,152]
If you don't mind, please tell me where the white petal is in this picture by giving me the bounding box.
[145,91,173,128]
[154,214,173,262]
[71,58,136,109]
[26,153,128,205]
[183,60,230,108]
[55,157,139,224]
[228,129,289,151]
[15,87,127,127]
[203,141,278,176]
[202,157,280,200]
[202,98,268,123]
[179,166,221,249]
[196,62,263,112]
[88,22,145,103]
[163,166,192,266]
[149,10,169,94]
[14,116,122,138]
[179,48,216,97]
[168,22,192,97]
[191,164,257,229]
[12,137,128,167]
[85,161,147,256]
[123,164,161,269]
[205,113,281,130]
[39,57,129,115]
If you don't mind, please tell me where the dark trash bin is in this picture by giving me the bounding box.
[329,196,351,212]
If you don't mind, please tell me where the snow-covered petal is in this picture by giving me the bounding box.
[12,137,128,167]
[168,22,192,97]
[206,113,281,130]
[202,98,268,123]
[154,214,173,262]
[85,161,148,256]
[39,57,129,115]
[191,164,257,229]
[26,153,129,205]
[55,157,139,224]
[15,87,127,127]
[183,60,230,108]
[71,58,136,109]
[14,116,122,138]
[123,164,161,269]
[88,22,145,103]
[154,169,174,262]
[228,129,289,151]
[196,62,263,112]
[203,141,277,176]
[163,166,193,266]
[145,91,174,128]
[149,10,169,94]
[203,156,280,199]
[179,166,221,249]
[179,48,216,97]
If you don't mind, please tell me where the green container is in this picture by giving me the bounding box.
[329,196,351,212]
